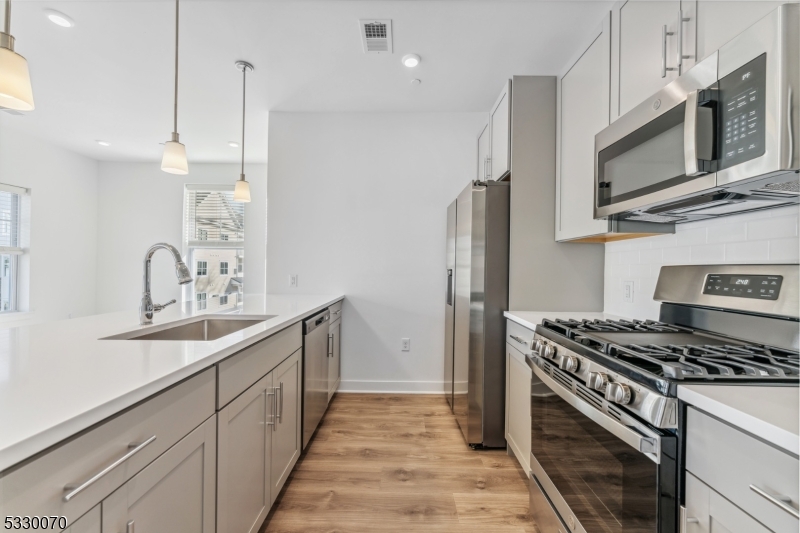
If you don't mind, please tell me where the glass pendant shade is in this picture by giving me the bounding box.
[0,46,34,111]
[161,139,188,174]
[233,176,251,203]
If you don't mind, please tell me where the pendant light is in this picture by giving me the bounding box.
[233,60,253,203]
[161,0,188,174]
[0,0,34,111]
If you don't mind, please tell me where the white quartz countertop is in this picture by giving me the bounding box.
[0,294,343,472]
[679,384,799,456]
[504,310,628,331]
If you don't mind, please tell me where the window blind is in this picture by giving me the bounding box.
[0,189,22,255]
[184,188,244,246]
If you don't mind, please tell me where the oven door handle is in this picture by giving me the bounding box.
[532,363,661,463]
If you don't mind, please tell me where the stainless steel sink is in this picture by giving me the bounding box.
[102,316,276,341]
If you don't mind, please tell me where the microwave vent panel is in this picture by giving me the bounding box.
[359,19,393,53]
[625,214,685,223]
[758,180,800,195]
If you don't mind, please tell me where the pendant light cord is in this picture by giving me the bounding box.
[4,0,11,35]
[173,0,179,135]
[241,67,247,177]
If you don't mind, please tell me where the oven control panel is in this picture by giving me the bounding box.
[718,53,767,169]
[703,273,783,300]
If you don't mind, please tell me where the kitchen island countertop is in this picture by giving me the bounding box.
[0,294,343,472]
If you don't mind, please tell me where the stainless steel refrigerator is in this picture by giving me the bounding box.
[444,180,509,448]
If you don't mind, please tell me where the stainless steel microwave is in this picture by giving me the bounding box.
[595,4,799,223]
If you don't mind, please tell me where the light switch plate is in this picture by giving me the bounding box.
[289,274,298,288]
[401,338,410,351]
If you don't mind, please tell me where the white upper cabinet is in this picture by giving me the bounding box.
[612,1,697,120]
[696,1,786,61]
[477,121,490,181]
[556,14,613,242]
[490,81,511,181]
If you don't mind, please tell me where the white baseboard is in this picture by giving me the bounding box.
[338,380,445,394]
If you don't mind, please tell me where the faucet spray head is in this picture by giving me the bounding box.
[176,261,193,285]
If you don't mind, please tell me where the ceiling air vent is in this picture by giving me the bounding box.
[359,19,393,54]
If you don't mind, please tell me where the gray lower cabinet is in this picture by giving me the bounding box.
[328,318,341,402]
[61,505,100,533]
[102,414,217,533]
[217,349,303,533]
[270,349,302,504]
[685,472,771,533]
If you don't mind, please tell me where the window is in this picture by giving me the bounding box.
[0,184,27,313]
[237,255,244,274]
[196,261,208,276]
[220,261,228,275]
[221,234,228,241]
[198,229,208,241]
[196,292,207,310]
[220,294,228,305]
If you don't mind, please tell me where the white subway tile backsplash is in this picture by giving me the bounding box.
[747,215,798,241]
[691,244,725,263]
[769,237,800,262]
[605,206,800,321]
[676,227,707,246]
[707,222,746,244]
[725,240,769,262]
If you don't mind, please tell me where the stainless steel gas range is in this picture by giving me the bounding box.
[525,264,799,533]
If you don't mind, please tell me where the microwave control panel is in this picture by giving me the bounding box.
[703,273,782,300]
[717,54,767,170]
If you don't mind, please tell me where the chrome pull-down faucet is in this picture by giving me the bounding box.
[140,243,193,325]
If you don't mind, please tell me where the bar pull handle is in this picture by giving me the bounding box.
[126,520,135,533]
[750,484,800,518]
[677,12,691,69]
[266,390,275,426]
[63,436,157,502]
[446,268,454,306]
[679,505,700,533]
[662,25,677,78]
[328,333,333,357]
[509,335,528,348]
[278,381,284,421]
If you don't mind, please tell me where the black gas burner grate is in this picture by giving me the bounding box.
[539,317,799,383]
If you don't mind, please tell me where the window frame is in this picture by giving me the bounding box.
[196,292,207,311]
[220,261,229,275]
[196,260,208,277]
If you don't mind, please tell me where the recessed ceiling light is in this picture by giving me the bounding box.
[96,140,110,147]
[44,9,75,28]
[228,141,239,148]
[402,54,421,68]
[410,79,422,86]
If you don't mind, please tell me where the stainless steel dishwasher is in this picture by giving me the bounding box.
[302,308,330,449]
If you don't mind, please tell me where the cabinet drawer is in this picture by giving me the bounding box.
[217,322,302,408]
[328,300,343,320]
[0,368,215,524]
[687,407,799,533]
[507,320,535,355]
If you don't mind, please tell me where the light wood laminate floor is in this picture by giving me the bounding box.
[261,393,535,533]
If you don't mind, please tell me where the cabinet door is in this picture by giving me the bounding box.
[556,14,612,242]
[271,350,302,504]
[696,1,784,62]
[328,320,341,401]
[62,505,100,533]
[217,374,274,533]
[614,0,686,118]
[102,415,216,533]
[684,472,772,533]
[505,344,531,475]
[477,121,490,181]
[490,81,511,180]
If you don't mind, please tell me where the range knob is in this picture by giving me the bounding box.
[587,372,609,392]
[559,356,580,372]
[540,343,557,359]
[531,338,543,353]
[605,382,632,405]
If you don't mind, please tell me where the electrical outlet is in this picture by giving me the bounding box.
[401,338,410,352]
[623,280,635,303]
[289,274,298,288]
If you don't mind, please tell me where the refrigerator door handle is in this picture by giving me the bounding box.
[446,268,454,306]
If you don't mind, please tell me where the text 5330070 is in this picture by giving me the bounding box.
[4,517,68,530]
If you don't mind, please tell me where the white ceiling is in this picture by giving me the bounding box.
[4,0,613,163]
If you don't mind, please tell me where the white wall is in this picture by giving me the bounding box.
[96,162,267,313]
[605,205,800,319]
[267,112,486,393]
[0,117,99,326]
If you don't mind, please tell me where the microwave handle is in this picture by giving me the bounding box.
[684,90,709,177]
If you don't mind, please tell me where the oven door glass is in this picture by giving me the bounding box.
[530,368,676,532]
[598,102,699,209]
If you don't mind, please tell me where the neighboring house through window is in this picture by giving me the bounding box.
[196,292,207,310]
[0,184,29,313]
[183,185,244,310]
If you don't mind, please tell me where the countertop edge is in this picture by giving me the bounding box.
[678,385,799,456]
[0,295,344,473]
